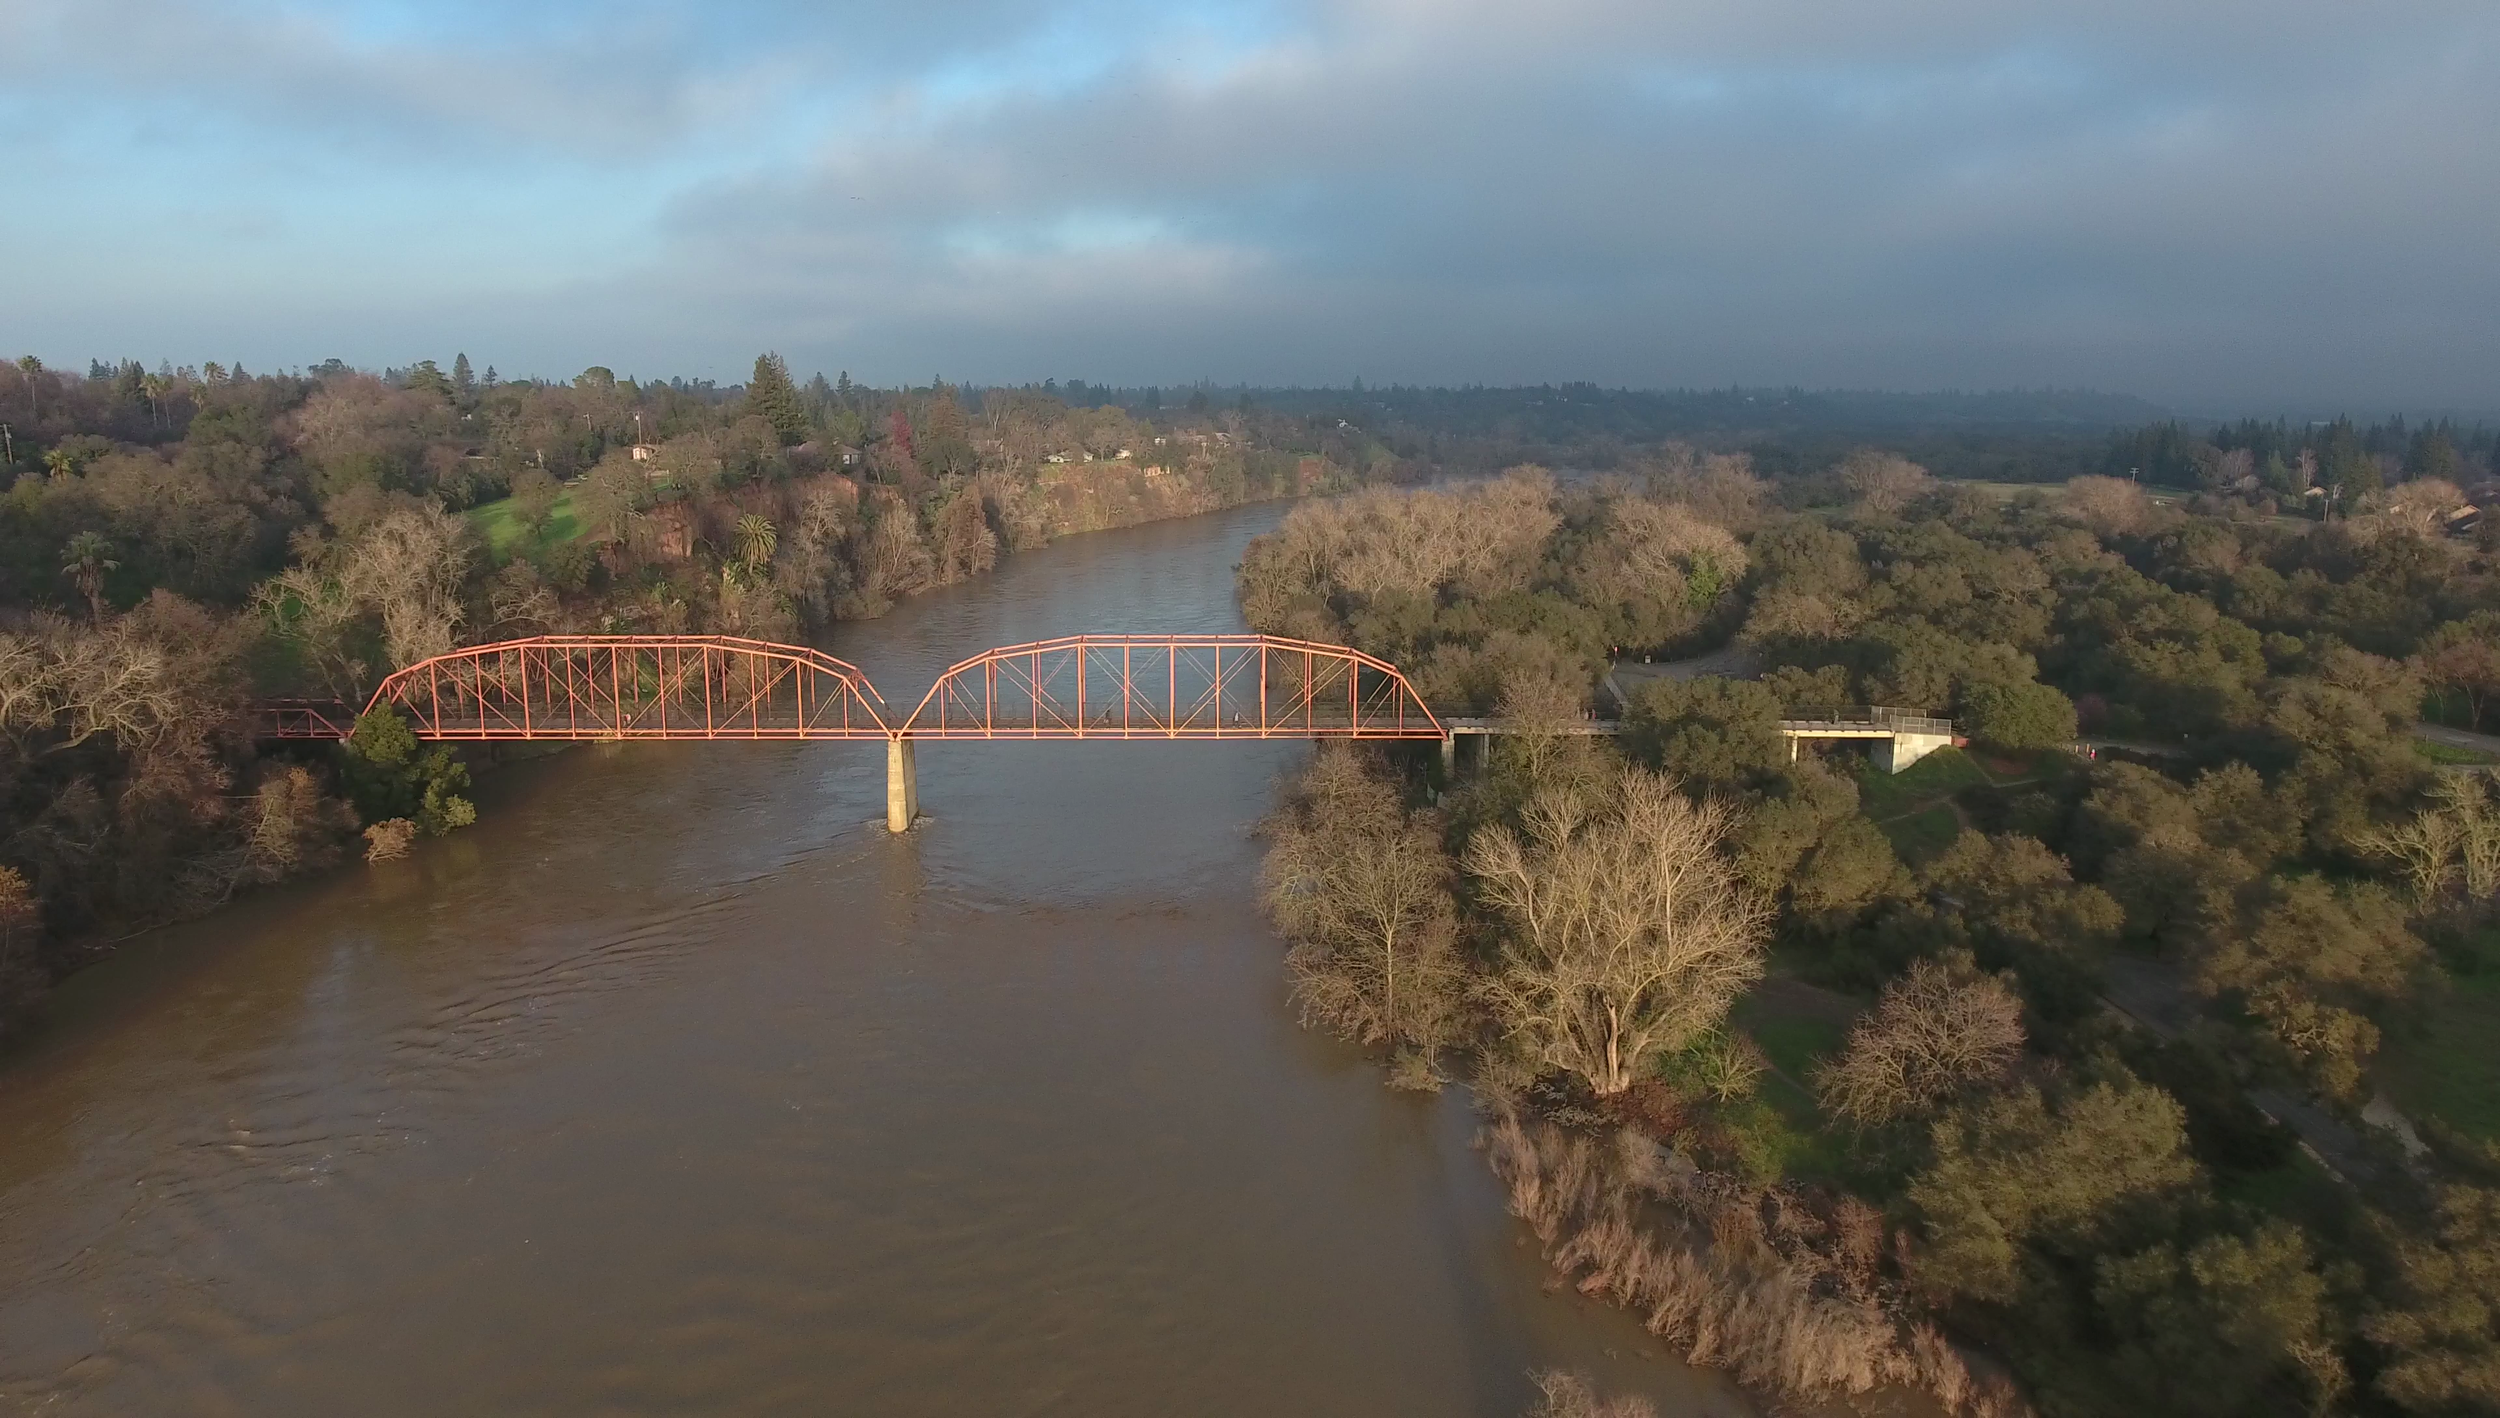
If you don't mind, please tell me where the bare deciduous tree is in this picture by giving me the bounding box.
[1261,747,1464,1055]
[0,633,63,748]
[1465,767,1770,1096]
[1236,466,1560,619]
[47,623,180,749]
[1644,444,1768,532]
[1838,450,1933,517]
[1816,954,2025,1126]
[253,563,370,700]
[343,503,471,668]
[2412,612,2500,732]
[2363,773,2500,906]
[2377,476,2468,537]
[2062,475,2153,537]
[1495,665,1591,785]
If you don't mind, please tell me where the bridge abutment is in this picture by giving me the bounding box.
[1874,730,1954,775]
[886,737,917,833]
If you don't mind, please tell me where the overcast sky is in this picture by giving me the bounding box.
[4,0,2494,412]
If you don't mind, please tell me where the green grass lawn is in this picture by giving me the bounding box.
[467,489,582,558]
[1739,1010,1849,1083]
[1942,477,2199,503]
[1940,479,2060,502]
[1713,979,1864,1182]
[1847,747,1992,865]
[1854,746,1990,819]
[1879,805,1964,864]
[2412,737,2498,766]
[2379,967,2500,1142]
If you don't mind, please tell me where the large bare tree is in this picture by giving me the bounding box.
[1465,766,1769,1096]
[1261,747,1463,1053]
[1838,450,1933,517]
[1816,953,2025,1126]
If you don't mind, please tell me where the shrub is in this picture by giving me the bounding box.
[362,818,418,862]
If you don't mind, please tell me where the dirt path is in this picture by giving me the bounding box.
[2414,721,2500,756]
[2099,955,2404,1192]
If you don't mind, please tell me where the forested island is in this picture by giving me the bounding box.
[1242,450,2500,1417]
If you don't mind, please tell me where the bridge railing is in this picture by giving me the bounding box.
[1777,705,1955,735]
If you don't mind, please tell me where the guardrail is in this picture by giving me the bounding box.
[1777,705,1955,735]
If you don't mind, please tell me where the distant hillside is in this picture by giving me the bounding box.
[1052,381,2169,440]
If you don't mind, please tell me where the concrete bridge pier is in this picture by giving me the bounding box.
[886,736,918,833]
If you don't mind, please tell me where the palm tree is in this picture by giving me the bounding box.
[61,531,117,624]
[734,514,777,574]
[41,447,75,480]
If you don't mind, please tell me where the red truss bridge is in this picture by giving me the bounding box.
[252,633,1443,830]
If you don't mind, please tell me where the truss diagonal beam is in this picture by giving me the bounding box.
[898,634,1442,740]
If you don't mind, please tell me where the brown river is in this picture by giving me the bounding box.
[0,504,1746,1417]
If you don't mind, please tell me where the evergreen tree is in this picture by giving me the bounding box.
[406,359,452,399]
[746,352,808,445]
[451,352,475,399]
[2317,418,2379,501]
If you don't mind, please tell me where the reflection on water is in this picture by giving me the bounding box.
[0,505,1748,1416]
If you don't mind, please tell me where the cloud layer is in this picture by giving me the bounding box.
[5,0,2495,409]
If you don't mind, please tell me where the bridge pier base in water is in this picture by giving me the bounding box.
[886,737,918,833]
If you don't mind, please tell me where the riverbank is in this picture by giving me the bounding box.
[0,501,1739,1416]
[1255,737,2024,1417]
[0,460,1350,1050]
[1236,469,2500,1418]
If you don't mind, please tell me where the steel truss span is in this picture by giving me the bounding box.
[900,634,1443,740]
[261,636,893,741]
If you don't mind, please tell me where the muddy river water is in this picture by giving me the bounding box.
[0,503,1744,1417]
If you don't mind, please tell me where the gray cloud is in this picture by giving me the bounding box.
[6,0,2496,409]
